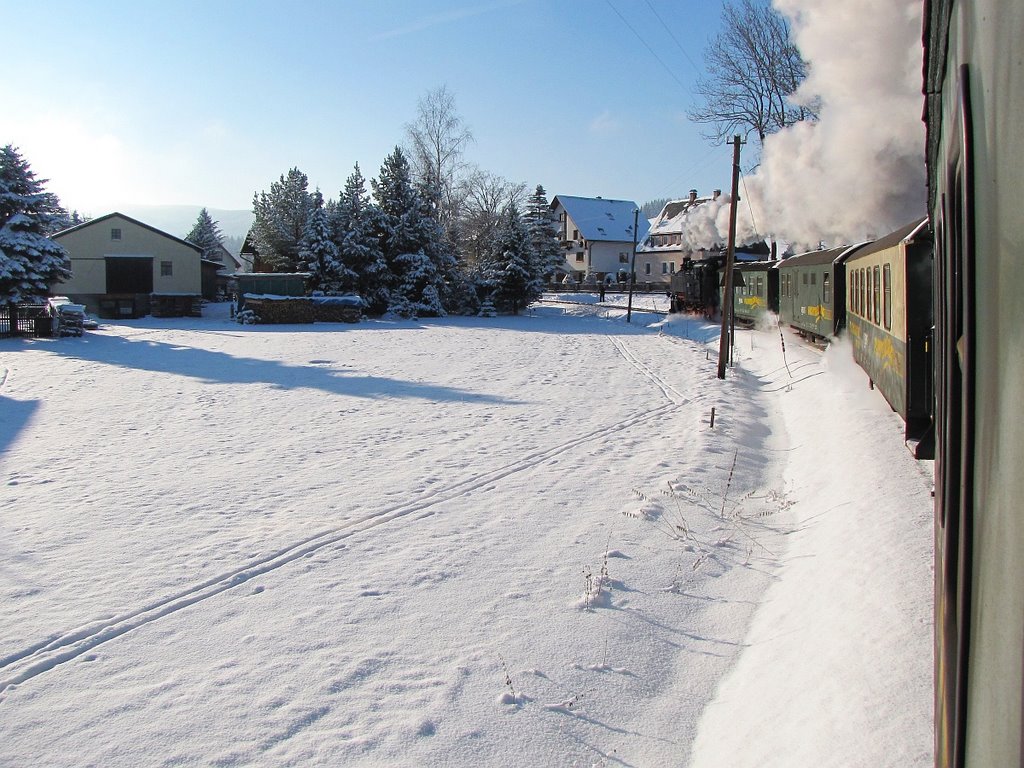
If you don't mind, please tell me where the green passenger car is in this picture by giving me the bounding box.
[720,260,779,325]
[777,244,865,341]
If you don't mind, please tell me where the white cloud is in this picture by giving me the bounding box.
[588,110,622,137]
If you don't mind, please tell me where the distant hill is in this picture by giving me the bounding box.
[109,205,255,242]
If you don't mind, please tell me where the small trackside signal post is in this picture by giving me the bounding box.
[717,135,745,379]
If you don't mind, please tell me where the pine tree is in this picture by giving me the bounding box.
[483,206,537,315]
[333,163,389,308]
[0,145,71,305]
[523,184,563,284]
[251,167,312,272]
[299,190,350,292]
[371,147,448,317]
[185,208,225,261]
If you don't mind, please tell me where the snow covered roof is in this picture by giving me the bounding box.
[551,195,649,243]
[51,212,203,255]
[648,195,718,235]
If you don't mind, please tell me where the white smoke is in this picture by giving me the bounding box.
[681,0,926,252]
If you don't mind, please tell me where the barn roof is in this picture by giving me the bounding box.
[51,211,203,255]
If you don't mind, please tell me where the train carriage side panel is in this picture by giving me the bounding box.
[927,0,1024,765]
[845,218,932,457]
[778,245,861,340]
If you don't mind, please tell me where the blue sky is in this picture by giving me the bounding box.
[4,0,735,216]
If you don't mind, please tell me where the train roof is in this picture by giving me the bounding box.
[778,243,868,268]
[845,216,929,262]
[722,260,778,272]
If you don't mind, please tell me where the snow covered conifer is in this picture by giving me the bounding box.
[299,190,351,292]
[0,145,71,305]
[185,208,225,261]
[484,206,538,315]
[524,184,563,284]
[251,168,312,272]
[372,147,449,316]
[333,164,389,308]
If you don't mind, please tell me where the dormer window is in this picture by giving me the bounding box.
[111,228,122,241]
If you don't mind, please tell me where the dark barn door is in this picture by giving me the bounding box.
[105,257,153,294]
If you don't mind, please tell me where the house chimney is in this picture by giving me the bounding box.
[771,240,778,261]
[688,189,698,203]
[713,189,721,200]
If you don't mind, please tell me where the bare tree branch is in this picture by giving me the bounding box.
[687,0,816,146]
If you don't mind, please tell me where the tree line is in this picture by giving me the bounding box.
[241,86,563,317]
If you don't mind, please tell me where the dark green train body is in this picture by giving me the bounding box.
[777,245,863,341]
[720,260,779,325]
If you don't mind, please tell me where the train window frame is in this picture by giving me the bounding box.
[823,273,831,304]
[883,263,892,330]
[872,265,881,324]
[867,267,873,321]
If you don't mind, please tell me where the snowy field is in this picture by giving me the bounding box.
[0,298,933,766]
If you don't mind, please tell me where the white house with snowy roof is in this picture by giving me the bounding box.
[636,189,724,282]
[550,195,649,283]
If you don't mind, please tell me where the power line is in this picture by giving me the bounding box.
[641,0,703,76]
[603,0,692,97]
[739,169,761,240]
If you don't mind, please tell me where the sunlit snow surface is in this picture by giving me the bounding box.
[0,298,932,766]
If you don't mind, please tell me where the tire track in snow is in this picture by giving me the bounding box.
[0,399,683,698]
[607,336,689,405]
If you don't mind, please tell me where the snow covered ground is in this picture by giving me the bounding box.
[0,297,933,766]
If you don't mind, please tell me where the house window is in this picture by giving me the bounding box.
[111,228,122,241]
[661,263,668,274]
[619,253,629,264]
[669,262,676,273]
[573,229,579,240]
[644,263,651,275]
[575,253,584,262]
[161,261,173,277]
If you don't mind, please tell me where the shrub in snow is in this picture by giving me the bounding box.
[235,309,260,325]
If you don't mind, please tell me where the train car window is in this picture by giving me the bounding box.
[802,273,807,285]
[883,263,892,330]
[873,265,881,324]
[867,268,873,321]
[811,272,817,286]
[861,268,867,315]
[823,273,831,304]
[757,276,764,296]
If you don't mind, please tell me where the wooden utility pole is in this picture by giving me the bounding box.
[626,207,639,323]
[717,135,744,379]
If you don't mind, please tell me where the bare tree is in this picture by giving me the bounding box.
[404,85,474,233]
[688,0,817,145]
[454,166,526,269]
